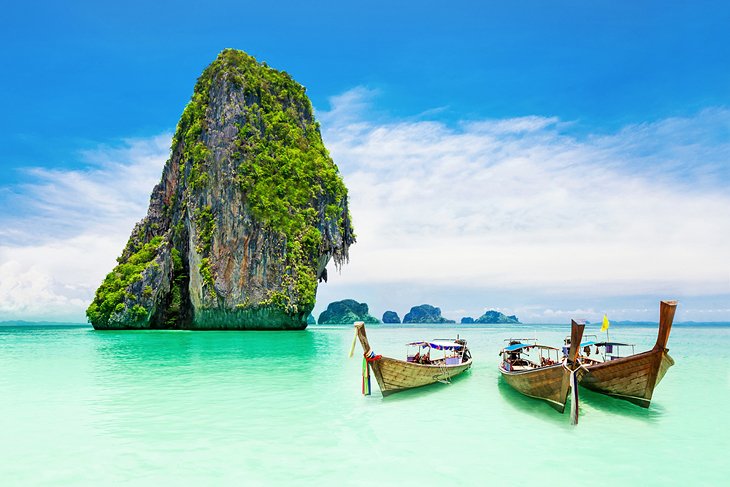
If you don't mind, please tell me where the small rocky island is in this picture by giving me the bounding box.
[317,299,380,324]
[87,49,354,330]
[474,310,520,324]
[460,317,475,324]
[402,304,455,324]
[382,311,401,323]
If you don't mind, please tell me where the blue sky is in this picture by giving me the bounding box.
[1,1,729,322]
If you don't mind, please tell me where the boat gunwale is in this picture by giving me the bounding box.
[378,355,473,370]
[581,347,672,371]
[498,361,566,376]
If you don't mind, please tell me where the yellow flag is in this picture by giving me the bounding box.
[601,314,610,332]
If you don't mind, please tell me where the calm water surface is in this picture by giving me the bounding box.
[1,324,727,485]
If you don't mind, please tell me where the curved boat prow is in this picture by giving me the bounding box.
[354,321,371,355]
[568,320,585,425]
[568,320,586,363]
[654,300,677,351]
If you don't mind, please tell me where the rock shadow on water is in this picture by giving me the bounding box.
[89,328,320,369]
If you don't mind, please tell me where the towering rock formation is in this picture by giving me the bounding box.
[87,49,354,330]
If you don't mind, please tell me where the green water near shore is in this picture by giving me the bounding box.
[0,324,726,485]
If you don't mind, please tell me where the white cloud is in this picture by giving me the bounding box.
[0,135,171,321]
[1,89,729,322]
[318,88,730,304]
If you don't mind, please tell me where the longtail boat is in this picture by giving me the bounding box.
[577,300,677,408]
[499,321,585,423]
[353,322,472,396]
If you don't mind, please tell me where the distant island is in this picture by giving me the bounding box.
[317,299,380,324]
[403,304,455,324]
[474,310,520,324]
[382,311,401,323]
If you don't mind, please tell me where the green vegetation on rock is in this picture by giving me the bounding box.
[86,236,164,327]
[474,310,520,324]
[318,299,380,325]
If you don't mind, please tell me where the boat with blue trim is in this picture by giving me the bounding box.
[499,320,585,423]
[354,322,472,396]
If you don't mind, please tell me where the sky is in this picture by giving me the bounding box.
[1,1,729,323]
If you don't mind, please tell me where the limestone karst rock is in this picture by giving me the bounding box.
[402,304,455,324]
[382,310,401,323]
[474,310,520,324]
[317,299,380,325]
[87,49,354,330]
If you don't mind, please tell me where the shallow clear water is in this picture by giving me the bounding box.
[0,324,727,485]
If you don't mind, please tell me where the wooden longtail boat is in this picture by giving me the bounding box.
[499,321,585,422]
[354,323,472,396]
[578,300,677,408]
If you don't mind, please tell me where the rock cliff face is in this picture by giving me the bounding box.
[402,304,455,324]
[317,299,380,324]
[474,310,520,324]
[382,311,401,324]
[87,49,354,330]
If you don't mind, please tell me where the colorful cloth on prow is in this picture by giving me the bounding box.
[365,350,382,362]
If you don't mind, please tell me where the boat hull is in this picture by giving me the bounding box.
[370,358,472,396]
[499,364,573,413]
[580,300,677,408]
[579,349,674,408]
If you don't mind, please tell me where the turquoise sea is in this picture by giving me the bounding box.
[1,323,727,485]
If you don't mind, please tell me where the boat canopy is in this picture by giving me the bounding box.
[406,340,463,350]
[503,343,558,352]
[595,342,633,347]
[580,341,596,347]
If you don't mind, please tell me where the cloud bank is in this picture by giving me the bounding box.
[319,91,730,299]
[1,91,728,322]
[0,135,170,321]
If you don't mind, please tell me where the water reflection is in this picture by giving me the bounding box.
[496,379,568,426]
[374,368,473,403]
[578,387,664,423]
